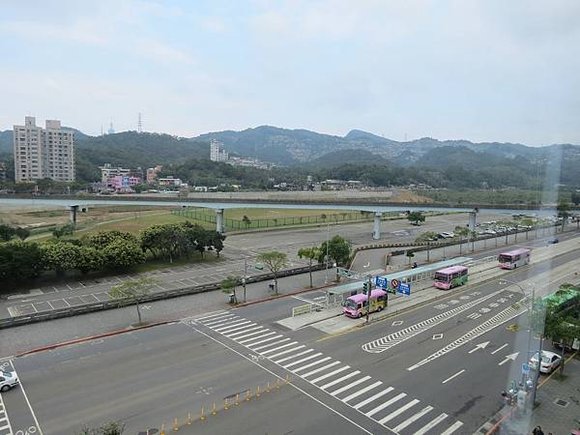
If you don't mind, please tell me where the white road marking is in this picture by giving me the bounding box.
[363,288,507,353]
[491,343,508,355]
[0,394,13,434]
[499,352,519,366]
[292,357,332,374]
[441,421,464,434]
[339,379,379,402]
[10,361,44,435]
[320,370,361,390]
[392,405,434,432]
[267,345,306,360]
[237,331,276,344]
[310,365,350,384]
[273,349,313,364]
[414,413,448,435]
[259,342,298,356]
[408,304,524,371]
[226,326,265,339]
[468,341,490,353]
[213,320,253,332]
[244,334,283,347]
[182,321,374,434]
[442,369,465,384]
[352,387,394,410]
[251,338,290,351]
[195,312,464,433]
[378,398,419,424]
[365,392,406,417]
[203,315,239,327]
[282,353,323,368]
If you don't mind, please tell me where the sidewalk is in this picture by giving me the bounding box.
[276,258,499,332]
[493,354,580,435]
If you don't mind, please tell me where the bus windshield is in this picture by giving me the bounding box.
[434,272,450,282]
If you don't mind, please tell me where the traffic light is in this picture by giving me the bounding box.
[362,281,369,294]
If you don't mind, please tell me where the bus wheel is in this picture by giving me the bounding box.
[377,306,383,312]
[358,312,363,318]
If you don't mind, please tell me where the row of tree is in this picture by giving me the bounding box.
[0,222,225,287]
[222,235,353,304]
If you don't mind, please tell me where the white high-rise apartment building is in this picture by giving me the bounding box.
[210,139,228,162]
[13,116,75,182]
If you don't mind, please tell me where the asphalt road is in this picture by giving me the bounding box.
[2,242,578,434]
[2,209,546,321]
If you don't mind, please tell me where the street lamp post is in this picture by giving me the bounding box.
[499,279,541,409]
[365,274,372,325]
[324,223,330,284]
[242,258,248,303]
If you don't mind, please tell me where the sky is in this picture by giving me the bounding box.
[1,0,579,146]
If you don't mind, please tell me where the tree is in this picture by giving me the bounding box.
[572,191,580,206]
[407,211,425,226]
[221,275,241,304]
[41,241,81,277]
[454,226,470,255]
[242,215,252,229]
[256,251,288,295]
[318,235,351,267]
[298,247,320,288]
[15,227,31,241]
[76,246,105,275]
[109,276,157,324]
[415,232,438,262]
[102,239,146,271]
[52,223,74,239]
[0,224,15,241]
[0,241,44,284]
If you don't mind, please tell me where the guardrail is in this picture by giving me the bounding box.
[0,264,326,329]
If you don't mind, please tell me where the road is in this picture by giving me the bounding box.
[2,209,547,322]
[1,235,578,434]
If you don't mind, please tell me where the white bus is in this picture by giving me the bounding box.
[498,248,531,270]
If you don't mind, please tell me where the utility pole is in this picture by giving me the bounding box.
[324,223,330,284]
[242,258,248,303]
[365,275,372,325]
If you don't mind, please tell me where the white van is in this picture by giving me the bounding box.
[0,370,19,392]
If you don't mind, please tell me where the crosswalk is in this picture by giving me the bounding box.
[0,395,12,435]
[185,311,464,435]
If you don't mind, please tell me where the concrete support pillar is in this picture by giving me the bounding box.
[468,211,477,230]
[215,208,225,234]
[372,212,382,240]
[69,205,79,226]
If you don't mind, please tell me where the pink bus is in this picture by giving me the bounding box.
[342,289,388,318]
[433,265,468,290]
[498,248,531,270]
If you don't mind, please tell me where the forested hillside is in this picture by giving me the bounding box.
[1,125,579,188]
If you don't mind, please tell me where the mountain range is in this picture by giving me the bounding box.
[1,125,579,187]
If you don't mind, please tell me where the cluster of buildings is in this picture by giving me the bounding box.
[210,138,271,169]
[96,163,185,193]
[13,117,75,183]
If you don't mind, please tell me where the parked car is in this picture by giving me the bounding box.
[529,350,562,374]
[0,370,19,392]
[438,232,455,239]
[547,238,559,244]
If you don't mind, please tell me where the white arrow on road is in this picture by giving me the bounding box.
[468,341,490,354]
[498,352,519,366]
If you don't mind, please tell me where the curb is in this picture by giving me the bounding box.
[15,319,175,357]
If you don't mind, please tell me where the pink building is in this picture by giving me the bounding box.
[107,175,141,192]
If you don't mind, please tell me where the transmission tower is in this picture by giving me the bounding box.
[138,112,143,133]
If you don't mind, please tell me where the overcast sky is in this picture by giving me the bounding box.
[1,0,579,146]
